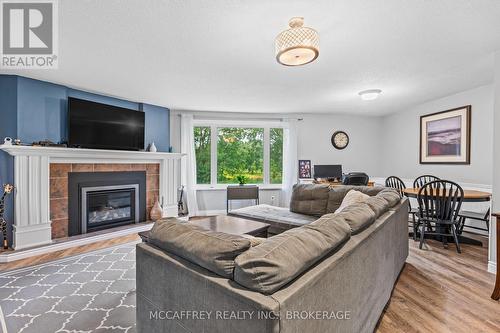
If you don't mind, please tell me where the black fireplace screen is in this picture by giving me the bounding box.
[87,189,134,226]
[81,184,140,233]
[68,171,146,236]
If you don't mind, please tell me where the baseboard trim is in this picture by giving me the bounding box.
[488,261,497,274]
[0,222,153,263]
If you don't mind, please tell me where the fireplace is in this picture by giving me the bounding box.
[82,184,139,233]
[68,171,146,236]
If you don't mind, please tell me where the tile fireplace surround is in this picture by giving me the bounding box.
[0,145,184,250]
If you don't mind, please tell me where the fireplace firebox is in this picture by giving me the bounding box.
[82,184,139,233]
[68,172,146,236]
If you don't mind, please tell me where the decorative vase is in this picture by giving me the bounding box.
[149,142,157,152]
[150,200,162,221]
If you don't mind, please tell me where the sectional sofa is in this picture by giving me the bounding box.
[136,184,409,333]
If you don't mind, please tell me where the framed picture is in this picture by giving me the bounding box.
[420,105,471,164]
[298,160,312,178]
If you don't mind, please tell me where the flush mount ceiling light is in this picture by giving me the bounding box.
[275,17,319,66]
[358,89,382,101]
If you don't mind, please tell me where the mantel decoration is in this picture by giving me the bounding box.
[275,17,319,66]
[420,105,471,164]
[150,198,163,221]
[0,184,14,250]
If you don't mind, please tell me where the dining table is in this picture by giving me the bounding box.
[402,188,492,202]
[402,187,491,246]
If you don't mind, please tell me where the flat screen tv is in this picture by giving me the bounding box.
[68,97,145,151]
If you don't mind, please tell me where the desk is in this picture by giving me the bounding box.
[312,180,375,187]
[403,188,491,246]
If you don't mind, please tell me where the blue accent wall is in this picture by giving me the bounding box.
[0,75,18,244]
[16,77,67,143]
[0,74,170,244]
[141,103,170,152]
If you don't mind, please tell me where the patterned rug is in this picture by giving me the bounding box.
[0,243,137,333]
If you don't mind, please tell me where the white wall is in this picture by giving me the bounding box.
[380,84,494,186]
[491,52,500,270]
[297,114,383,177]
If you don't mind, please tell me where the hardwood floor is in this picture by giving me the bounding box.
[377,233,499,333]
[0,230,498,332]
[0,233,140,272]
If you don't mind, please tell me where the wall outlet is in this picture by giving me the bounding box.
[270,195,276,205]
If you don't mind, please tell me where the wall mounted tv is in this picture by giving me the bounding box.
[68,97,145,151]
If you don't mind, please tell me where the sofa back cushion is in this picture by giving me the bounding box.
[290,184,330,217]
[234,214,351,294]
[334,202,377,234]
[364,196,389,217]
[326,186,389,213]
[377,188,402,207]
[149,218,251,279]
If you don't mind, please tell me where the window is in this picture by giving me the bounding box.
[194,126,211,184]
[270,128,283,184]
[194,123,284,186]
[217,127,264,184]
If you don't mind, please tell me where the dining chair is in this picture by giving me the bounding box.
[385,176,419,240]
[417,180,464,253]
[458,208,491,234]
[413,175,440,188]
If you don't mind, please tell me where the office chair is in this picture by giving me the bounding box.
[342,172,369,186]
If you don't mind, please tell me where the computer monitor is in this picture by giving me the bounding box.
[313,165,343,180]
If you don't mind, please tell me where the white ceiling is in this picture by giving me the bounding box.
[3,0,500,115]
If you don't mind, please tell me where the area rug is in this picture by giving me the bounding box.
[0,243,137,333]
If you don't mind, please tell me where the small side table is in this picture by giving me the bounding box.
[226,185,259,213]
[492,213,500,300]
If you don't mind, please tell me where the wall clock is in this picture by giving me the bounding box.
[331,131,349,150]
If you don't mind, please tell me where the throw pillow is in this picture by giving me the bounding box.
[334,190,370,214]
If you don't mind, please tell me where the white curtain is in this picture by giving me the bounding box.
[180,114,199,216]
[282,120,298,207]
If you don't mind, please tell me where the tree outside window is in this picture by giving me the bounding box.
[194,125,283,185]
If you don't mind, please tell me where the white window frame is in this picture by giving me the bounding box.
[193,119,287,190]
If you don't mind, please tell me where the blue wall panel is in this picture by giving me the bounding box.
[0,75,18,244]
[67,89,139,110]
[16,77,67,143]
[141,103,170,151]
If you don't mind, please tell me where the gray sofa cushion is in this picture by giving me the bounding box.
[377,188,402,207]
[290,183,330,217]
[335,202,377,234]
[365,196,389,217]
[149,218,251,278]
[326,186,386,213]
[234,214,351,294]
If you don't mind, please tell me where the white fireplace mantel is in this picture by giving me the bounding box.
[0,145,185,250]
